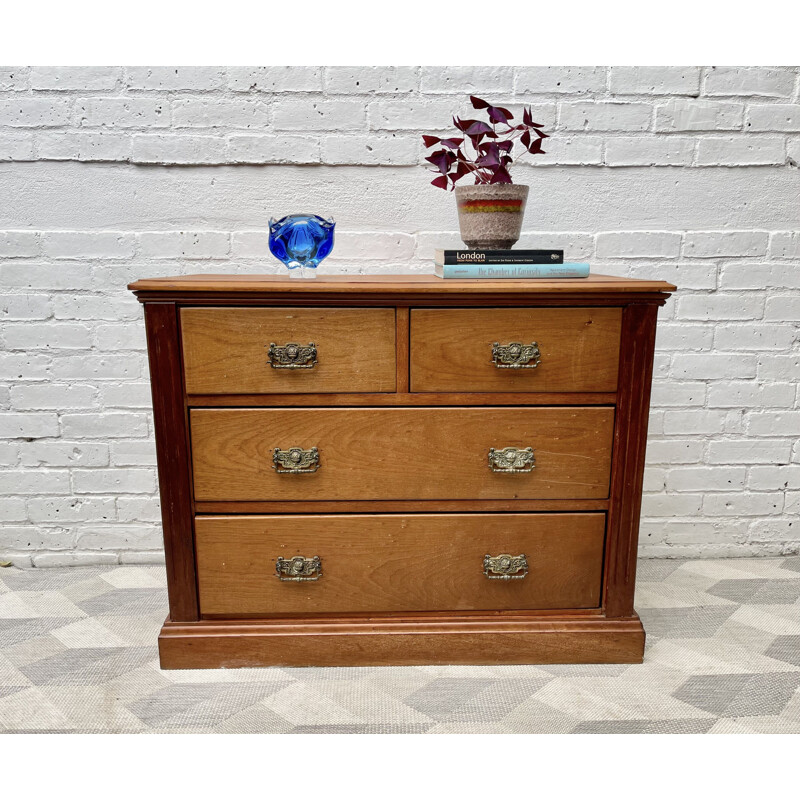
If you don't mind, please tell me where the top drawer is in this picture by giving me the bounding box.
[181,307,396,395]
[410,308,622,393]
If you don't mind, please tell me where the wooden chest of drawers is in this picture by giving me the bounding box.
[129,273,674,669]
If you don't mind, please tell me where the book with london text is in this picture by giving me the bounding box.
[434,248,563,265]
[434,263,590,279]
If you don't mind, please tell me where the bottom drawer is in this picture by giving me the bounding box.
[195,513,605,616]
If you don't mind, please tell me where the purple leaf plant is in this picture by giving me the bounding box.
[423,96,550,190]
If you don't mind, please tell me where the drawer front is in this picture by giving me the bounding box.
[181,307,396,394]
[195,513,605,615]
[410,307,622,393]
[191,406,614,501]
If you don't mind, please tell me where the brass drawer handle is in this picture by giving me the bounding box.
[492,341,540,369]
[267,342,317,369]
[273,446,320,473]
[276,555,322,582]
[484,553,529,580]
[488,446,535,473]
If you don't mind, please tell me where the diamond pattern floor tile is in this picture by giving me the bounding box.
[707,579,800,605]
[1,558,799,733]
[764,635,800,667]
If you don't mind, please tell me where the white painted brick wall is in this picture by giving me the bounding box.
[559,102,653,131]
[30,67,122,92]
[703,67,796,99]
[656,99,744,131]
[609,66,701,96]
[1,66,798,565]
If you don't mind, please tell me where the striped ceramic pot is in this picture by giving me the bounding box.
[455,184,529,250]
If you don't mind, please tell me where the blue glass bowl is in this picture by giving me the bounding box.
[269,213,335,278]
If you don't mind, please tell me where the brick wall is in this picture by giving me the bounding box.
[1,66,798,565]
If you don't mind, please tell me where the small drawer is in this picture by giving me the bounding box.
[195,513,605,616]
[181,307,396,395]
[190,406,614,501]
[409,307,622,393]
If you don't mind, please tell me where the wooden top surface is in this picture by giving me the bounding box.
[129,273,676,295]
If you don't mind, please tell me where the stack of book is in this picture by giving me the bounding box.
[434,249,589,279]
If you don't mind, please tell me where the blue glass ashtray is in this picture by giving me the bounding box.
[269,213,335,279]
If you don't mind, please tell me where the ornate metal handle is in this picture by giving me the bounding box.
[267,342,317,369]
[273,447,320,473]
[276,555,322,582]
[492,341,540,369]
[484,554,529,580]
[488,446,535,473]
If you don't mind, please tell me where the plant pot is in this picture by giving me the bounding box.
[455,184,529,250]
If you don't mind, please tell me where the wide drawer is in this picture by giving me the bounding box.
[410,307,622,392]
[195,513,605,615]
[190,406,614,501]
[181,307,396,394]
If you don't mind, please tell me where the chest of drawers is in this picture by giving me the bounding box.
[129,273,674,669]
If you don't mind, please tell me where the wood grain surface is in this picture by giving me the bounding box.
[195,513,605,616]
[181,307,396,394]
[158,615,646,668]
[190,406,615,501]
[143,303,198,621]
[410,307,621,393]
[194,498,610,514]
[131,272,677,295]
[605,303,659,617]
[186,391,618,407]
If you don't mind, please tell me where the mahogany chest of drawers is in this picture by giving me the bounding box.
[129,273,674,669]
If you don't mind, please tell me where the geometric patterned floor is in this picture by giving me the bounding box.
[2,557,799,734]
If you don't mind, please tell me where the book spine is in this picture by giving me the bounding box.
[437,263,590,279]
[438,250,564,265]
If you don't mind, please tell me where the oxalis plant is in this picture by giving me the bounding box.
[423,96,550,190]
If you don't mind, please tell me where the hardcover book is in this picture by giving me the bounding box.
[434,248,564,265]
[434,263,590,279]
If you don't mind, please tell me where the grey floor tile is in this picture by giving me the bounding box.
[638,606,739,639]
[763,635,800,668]
[641,718,717,734]
[723,673,800,717]
[2,634,68,668]
[156,682,296,728]
[571,720,649,734]
[76,588,168,616]
[538,664,632,678]
[288,724,433,734]
[705,579,769,603]
[2,729,78,734]
[748,582,800,605]
[20,646,154,686]
[403,677,496,720]
[0,618,77,648]
[126,683,227,726]
[442,678,552,724]
[280,666,382,681]
[214,704,296,734]
[672,673,753,714]
[674,672,800,717]
[0,567,106,591]
[0,685,28,699]
[706,579,800,605]
[637,561,685,581]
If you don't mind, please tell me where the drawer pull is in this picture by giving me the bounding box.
[276,555,322,582]
[267,342,318,369]
[492,341,541,369]
[273,446,320,473]
[488,446,535,473]
[484,553,529,580]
